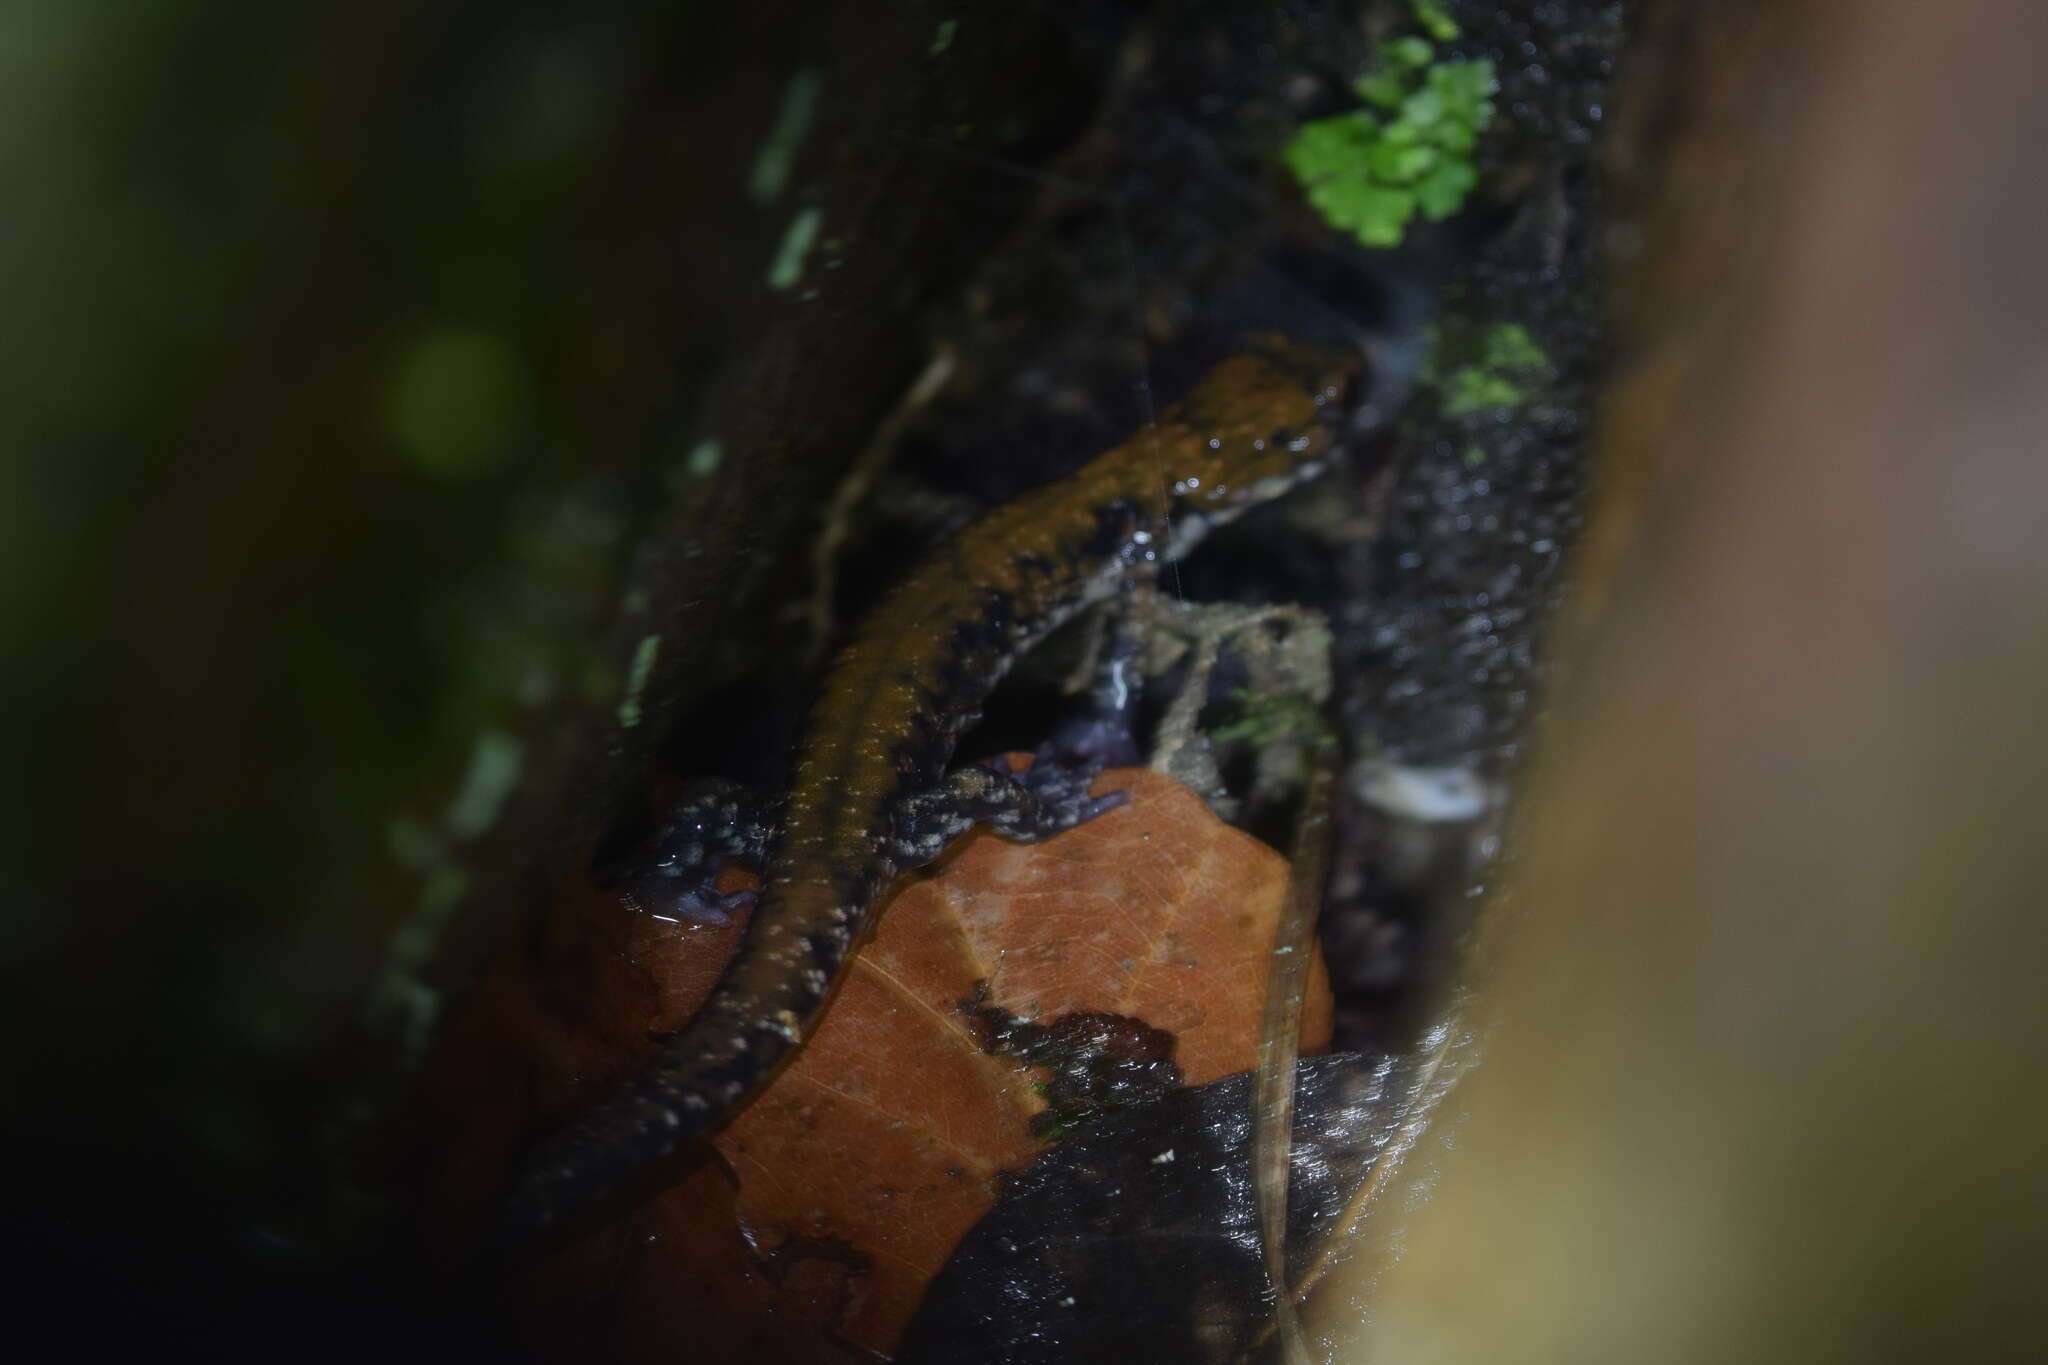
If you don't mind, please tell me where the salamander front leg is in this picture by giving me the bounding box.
[600,779,781,925]
[887,752,1129,870]
[1047,603,1149,768]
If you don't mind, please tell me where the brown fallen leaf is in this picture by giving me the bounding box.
[406,763,1330,1360]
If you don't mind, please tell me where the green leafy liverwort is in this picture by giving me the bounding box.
[1284,17,1496,249]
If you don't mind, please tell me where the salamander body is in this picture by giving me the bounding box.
[505,338,1363,1235]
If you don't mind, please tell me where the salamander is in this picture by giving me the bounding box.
[503,336,1365,1236]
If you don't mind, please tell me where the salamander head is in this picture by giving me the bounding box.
[1162,338,1363,560]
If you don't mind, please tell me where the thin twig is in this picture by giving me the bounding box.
[1250,757,1336,1365]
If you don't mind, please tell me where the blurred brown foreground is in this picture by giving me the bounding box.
[1310,2,2048,1358]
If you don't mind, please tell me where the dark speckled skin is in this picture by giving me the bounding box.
[503,339,1361,1236]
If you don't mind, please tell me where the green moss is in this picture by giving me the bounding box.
[442,728,523,840]
[766,205,823,289]
[1210,687,1335,750]
[1421,321,1552,417]
[683,437,724,478]
[1285,30,1495,249]
[1410,0,1460,43]
[386,326,527,479]
[1477,321,1548,371]
[748,69,822,205]
[616,632,662,729]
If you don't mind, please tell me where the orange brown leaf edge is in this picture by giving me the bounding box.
[417,763,1331,1360]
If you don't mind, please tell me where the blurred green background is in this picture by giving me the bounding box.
[3,0,678,1263]
[1,2,1105,1326]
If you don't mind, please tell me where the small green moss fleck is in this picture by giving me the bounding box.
[1482,322,1548,371]
[387,326,526,480]
[684,438,723,478]
[618,633,662,729]
[1211,688,1336,750]
[929,18,957,56]
[749,69,821,205]
[377,814,476,1049]
[1423,320,1552,416]
[1443,370,1526,414]
[1385,36,1435,69]
[767,206,823,290]
[443,728,523,840]
[1411,0,1459,42]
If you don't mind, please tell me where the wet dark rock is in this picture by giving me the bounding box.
[900,1053,1401,1365]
